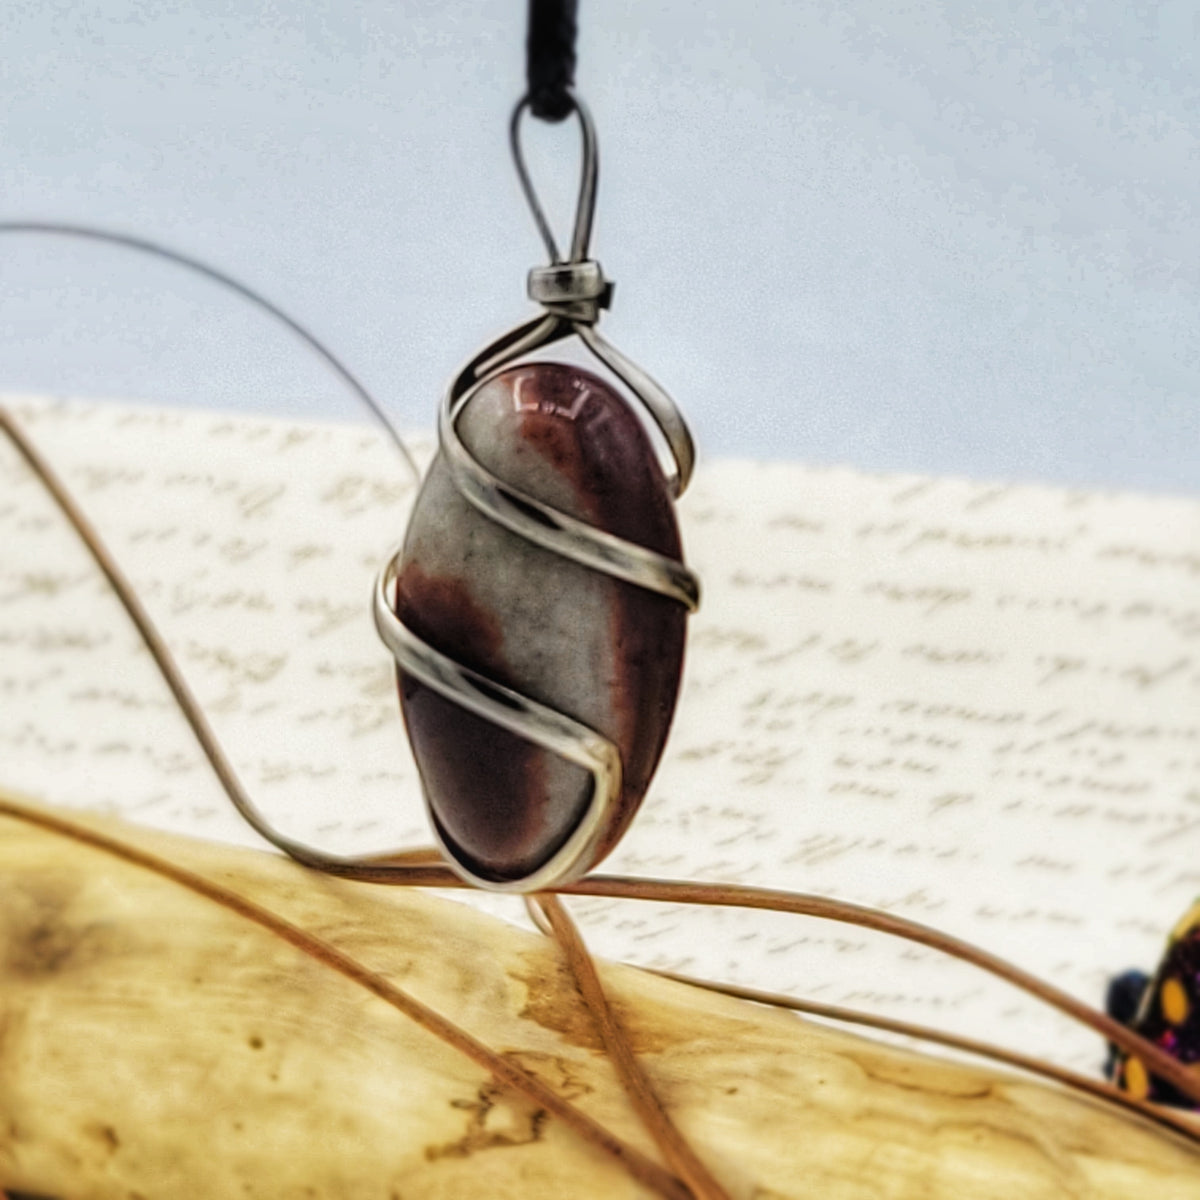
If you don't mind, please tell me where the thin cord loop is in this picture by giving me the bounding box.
[0,221,418,482]
[7,403,1200,1120]
[509,92,598,266]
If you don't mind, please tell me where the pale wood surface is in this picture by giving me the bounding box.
[1,797,1197,1199]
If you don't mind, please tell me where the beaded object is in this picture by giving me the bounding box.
[1108,898,1200,1108]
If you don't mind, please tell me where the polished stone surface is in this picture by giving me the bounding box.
[396,362,687,883]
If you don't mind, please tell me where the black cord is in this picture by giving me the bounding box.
[526,0,578,122]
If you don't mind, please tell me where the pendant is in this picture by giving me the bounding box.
[373,94,700,891]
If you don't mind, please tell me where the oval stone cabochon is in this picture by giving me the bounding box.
[395,362,688,884]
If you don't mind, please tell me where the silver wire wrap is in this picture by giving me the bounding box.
[373,91,701,892]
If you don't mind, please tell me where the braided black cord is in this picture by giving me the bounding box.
[526,0,578,121]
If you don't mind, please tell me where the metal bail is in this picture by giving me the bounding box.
[526,261,612,324]
[509,90,599,266]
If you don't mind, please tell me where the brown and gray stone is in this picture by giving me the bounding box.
[395,362,687,884]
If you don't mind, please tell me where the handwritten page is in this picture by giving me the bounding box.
[2,394,1198,1074]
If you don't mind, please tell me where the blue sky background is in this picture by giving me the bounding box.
[0,1,1196,492]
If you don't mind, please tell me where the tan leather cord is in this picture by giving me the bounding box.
[0,794,690,1200]
[559,874,1200,1110]
[650,969,1200,1144]
[5,403,1199,1141]
[534,894,732,1200]
[1,407,692,1200]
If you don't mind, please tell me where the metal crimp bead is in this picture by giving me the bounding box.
[527,260,613,324]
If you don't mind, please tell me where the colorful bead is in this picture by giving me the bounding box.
[1108,899,1200,1108]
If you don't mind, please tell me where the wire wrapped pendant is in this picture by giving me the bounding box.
[373,95,700,892]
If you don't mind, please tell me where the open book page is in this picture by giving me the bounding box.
[2,394,1198,1073]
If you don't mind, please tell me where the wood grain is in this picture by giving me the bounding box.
[1,796,1198,1199]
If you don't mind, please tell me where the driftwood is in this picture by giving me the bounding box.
[1,794,1199,1199]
